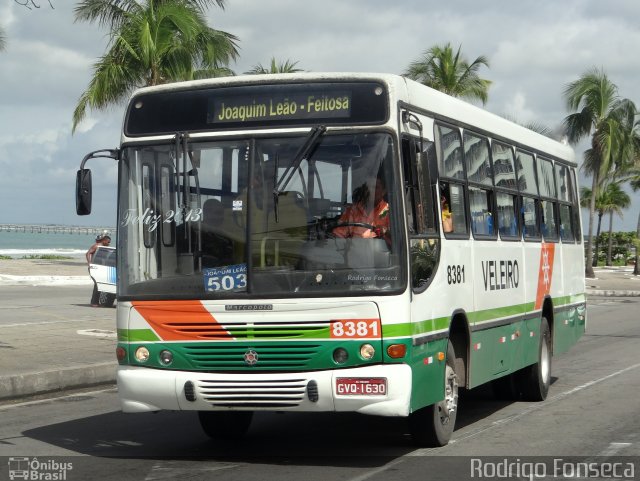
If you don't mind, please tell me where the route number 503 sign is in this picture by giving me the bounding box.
[203,264,247,292]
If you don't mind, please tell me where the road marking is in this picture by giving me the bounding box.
[145,461,238,480]
[598,442,632,457]
[448,362,640,446]
[347,457,410,481]
[1,319,110,328]
[77,329,117,338]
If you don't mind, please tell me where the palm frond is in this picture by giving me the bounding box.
[72,0,239,132]
[403,42,490,104]
[245,57,304,75]
[74,0,139,29]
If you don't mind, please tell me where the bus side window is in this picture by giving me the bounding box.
[435,123,467,236]
[403,137,437,236]
[464,131,495,238]
[540,199,558,241]
[555,163,576,243]
[537,157,558,242]
[442,182,467,235]
[521,196,540,239]
[402,136,438,290]
[496,192,519,239]
[558,204,575,241]
[469,187,495,236]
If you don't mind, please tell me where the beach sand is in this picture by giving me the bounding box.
[0,258,87,276]
[0,258,91,285]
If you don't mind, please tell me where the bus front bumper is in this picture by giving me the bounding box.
[117,364,412,417]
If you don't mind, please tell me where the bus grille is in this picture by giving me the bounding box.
[182,343,323,370]
[163,321,329,340]
[197,378,308,408]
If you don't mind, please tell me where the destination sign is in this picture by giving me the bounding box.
[125,82,388,136]
[209,91,351,124]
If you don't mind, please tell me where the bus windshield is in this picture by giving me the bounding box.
[118,132,404,299]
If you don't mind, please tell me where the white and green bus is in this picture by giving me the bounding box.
[76,73,586,446]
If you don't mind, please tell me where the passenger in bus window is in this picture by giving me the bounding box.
[333,176,390,244]
[441,195,453,233]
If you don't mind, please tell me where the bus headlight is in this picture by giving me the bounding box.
[360,344,375,360]
[159,350,173,365]
[134,346,150,363]
[333,347,349,364]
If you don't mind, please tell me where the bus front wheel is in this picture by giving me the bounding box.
[409,341,459,447]
[517,316,552,401]
[198,411,253,441]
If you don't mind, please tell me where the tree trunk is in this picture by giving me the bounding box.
[634,210,640,276]
[593,211,603,267]
[606,213,614,266]
[584,173,598,278]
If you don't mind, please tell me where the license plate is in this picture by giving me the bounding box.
[336,377,387,396]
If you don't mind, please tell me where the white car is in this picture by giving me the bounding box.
[89,245,116,307]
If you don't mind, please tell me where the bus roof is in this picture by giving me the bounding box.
[126,72,575,165]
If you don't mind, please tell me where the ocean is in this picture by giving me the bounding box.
[0,226,114,258]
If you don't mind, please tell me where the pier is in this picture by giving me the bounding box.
[0,224,115,236]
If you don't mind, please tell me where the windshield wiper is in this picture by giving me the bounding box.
[272,125,326,222]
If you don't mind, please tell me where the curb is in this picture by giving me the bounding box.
[0,362,117,401]
[586,289,640,298]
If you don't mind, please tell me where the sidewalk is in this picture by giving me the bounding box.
[1,267,639,403]
[0,295,116,402]
[585,266,640,297]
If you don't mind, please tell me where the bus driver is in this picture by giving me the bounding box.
[333,176,390,244]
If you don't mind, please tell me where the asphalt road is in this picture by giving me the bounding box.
[1,296,638,481]
[0,284,110,326]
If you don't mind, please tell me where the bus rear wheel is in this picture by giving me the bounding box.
[409,341,459,447]
[517,316,552,401]
[198,411,253,441]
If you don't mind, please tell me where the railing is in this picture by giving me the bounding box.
[0,224,115,235]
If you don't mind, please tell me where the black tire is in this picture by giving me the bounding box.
[517,316,552,401]
[409,341,459,447]
[98,292,116,307]
[198,411,253,441]
[491,373,520,401]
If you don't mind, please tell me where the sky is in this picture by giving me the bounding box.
[0,0,638,232]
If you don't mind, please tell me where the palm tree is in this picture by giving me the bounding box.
[404,42,491,105]
[580,187,606,266]
[631,173,640,275]
[562,67,637,277]
[598,183,631,266]
[245,57,304,75]
[72,0,239,132]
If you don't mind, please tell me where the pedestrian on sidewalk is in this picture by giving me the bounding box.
[86,232,111,307]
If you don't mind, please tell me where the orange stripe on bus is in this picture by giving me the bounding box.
[534,243,555,310]
[131,300,233,341]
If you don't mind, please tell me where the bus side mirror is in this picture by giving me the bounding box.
[76,169,92,215]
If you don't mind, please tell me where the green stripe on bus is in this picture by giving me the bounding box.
[120,294,586,343]
[118,328,160,342]
[383,294,585,339]
[468,302,535,323]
